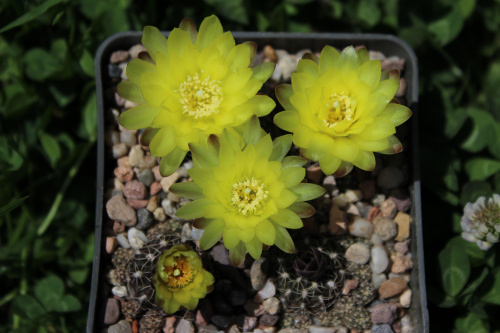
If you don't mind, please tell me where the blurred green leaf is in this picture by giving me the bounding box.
[461,108,495,153]
[439,245,471,296]
[11,295,46,319]
[69,267,89,284]
[0,138,24,171]
[80,49,95,77]
[39,132,61,168]
[53,294,81,312]
[481,267,500,304]
[49,85,76,108]
[466,158,500,181]
[0,196,28,217]
[445,107,468,139]
[453,312,489,333]
[50,39,67,64]
[428,6,464,46]
[458,0,476,18]
[34,276,64,311]
[24,48,62,81]
[286,0,314,4]
[0,0,67,34]
[444,164,459,191]
[382,0,398,28]
[357,0,381,27]
[459,267,489,297]
[461,181,493,205]
[204,0,249,25]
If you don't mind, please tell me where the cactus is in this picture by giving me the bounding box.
[275,236,346,314]
[139,309,165,333]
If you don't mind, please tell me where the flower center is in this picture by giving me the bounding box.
[163,255,196,288]
[323,92,353,128]
[231,178,269,216]
[179,72,223,119]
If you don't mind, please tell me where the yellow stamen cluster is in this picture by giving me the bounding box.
[231,178,269,216]
[162,255,196,288]
[179,72,223,119]
[323,92,353,128]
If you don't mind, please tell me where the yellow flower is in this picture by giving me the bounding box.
[273,46,412,177]
[153,244,214,314]
[170,118,326,265]
[117,15,276,176]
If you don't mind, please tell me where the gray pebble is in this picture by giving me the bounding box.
[136,208,154,230]
[373,217,398,241]
[307,326,335,333]
[259,314,279,327]
[112,143,129,159]
[377,166,404,189]
[371,325,394,333]
[120,129,137,148]
[108,320,132,333]
[345,243,370,264]
[106,196,136,226]
[262,297,280,315]
[108,64,122,79]
[104,298,120,325]
[175,319,195,333]
[251,257,269,290]
[138,169,154,187]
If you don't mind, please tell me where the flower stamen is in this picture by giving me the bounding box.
[162,255,196,288]
[231,178,269,216]
[179,73,223,119]
[323,92,353,128]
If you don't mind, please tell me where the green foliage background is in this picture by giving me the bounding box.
[1,0,500,331]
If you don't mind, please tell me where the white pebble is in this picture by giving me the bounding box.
[254,279,276,303]
[372,273,387,289]
[331,194,348,208]
[370,245,389,274]
[181,223,192,242]
[370,233,384,245]
[128,227,148,250]
[116,233,131,249]
[112,286,128,297]
[128,145,144,167]
[308,326,335,333]
[400,288,412,308]
[401,315,414,333]
[349,216,373,239]
[344,189,363,202]
[153,207,166,222]
[191,227,204,240]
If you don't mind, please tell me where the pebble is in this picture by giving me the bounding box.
[112,285,128,297]
[110,50,129,63]
[388,273,411,283]
[391,256,413,273]
[244,299,265,316]
[146,195,159,212]
[378,278,407,299]
[198,324,218,333]
[162,199,177,216]
[153,207,167,222]
[345,243,370,264]
[113,221,125,234]
[138,169,154,187]
[344,189,363,202]
[127,227,148,250]
[377,167,404,190]
[394,240,410,255]
[129,145,144,167]
[380,199,397,219]
[136,208,154,230]
[212,294,233,315]
[240,315,258,331]
[117,156,131,168]
[371,325,394,333]
[181,223,192,242]
[254,279,276,303]
[119,63,128,80]
[115,91,126,106]
[262,297,280,315]
[381,57,405,71]
[108,64,122,79]
[372,273,387,289]
[106,237,118,254]
[349,216,373,239]
[342,279,359,295]
[167,191,180,203]
[123,180,147,200]
[190,227,204,240]
[371,233,384,245]
[152,166,162,181]
[356,201,373,218]
[161,172,180,192]
[104,298,120,325]
[108,320,132,333]
[113,143,129,159]
[164,317,177,333]
[115,167,134,183]
[228,290,247,307]
[211,315,231,328]
[328,205,347,235]
[196,301,213,326]
[150,182,162,195]
[120,129,137,147]
[106,196,137,226]
[370,245,389,274]
[389,195,412,213]
[126,198,148,209]
[175,319,195,333]
[251,257,269,290]
[308,326,335,333]
[394,213,411,241]
[399,289,412,308]
[129,44,146,58]
[306,165,323,184]
[370,303,399,325]
[260,314,279,327]
[331,194,349,208]
[373,217,398,241]
[228,324,240,333]
[400,315,414,333]
[116,233,131,248]
[372,194,386,207]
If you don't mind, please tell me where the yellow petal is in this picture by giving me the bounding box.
[279,167,305,188]
[149,126,175,157]
[126,58,156,85]
[119,104,161,130]
[291,72,315,95]
[196,15,223,50]
[222,68,253,94]
[237,226,255,243]
[214,31,236,57]
[349,135,389,152]
[378,103,412,126]
[223,227,240,249]
[199,218,225,250]
[297,59,319,78]
[356,118,396,140]
[224,43,251,70]
[330,137,359,162]
[142,26,168,62]
[359,60,381,89]
[319,153,341,175]
[353,150,376,171]
[275,189,298,209]
[255,220,276,245]
[167,28,193,56]
[319,45,341,75]
[270,209,303,229]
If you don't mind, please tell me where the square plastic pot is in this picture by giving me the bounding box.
[88,31,428,333]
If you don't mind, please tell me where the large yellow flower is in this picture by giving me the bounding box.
[274,46,412,177]
[170,118,325,265]
[153,244,214,314]
[118,15,276,176]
